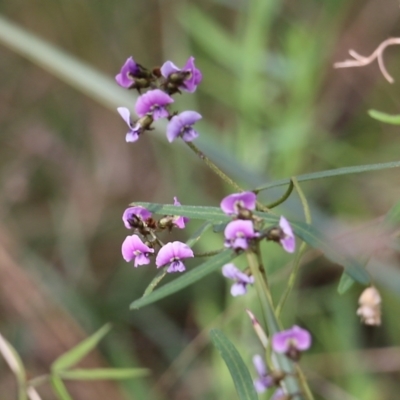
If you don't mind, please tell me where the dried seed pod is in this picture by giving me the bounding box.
[356,286,382,326]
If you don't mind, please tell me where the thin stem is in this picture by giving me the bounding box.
[292,177,311,224]
[264,180,294,209]
[296,364,315,400]
[28,374,49,387]
[184,141,270,211]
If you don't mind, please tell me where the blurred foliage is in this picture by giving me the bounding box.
[0,0,400,399]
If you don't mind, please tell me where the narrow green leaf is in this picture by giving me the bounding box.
[368,109,400,125]
[384,199,400,227]
[186,221,213,247]
[59,368,150,380]
[50,376,73,400]
[255,160,400,191]
[130,250,236,309]
[210,329,258,400]
[286,220,370,285]
[52,324,111,371]
[0,334,27,400]
[338,272,355,294]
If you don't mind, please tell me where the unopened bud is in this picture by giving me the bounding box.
[356,286,381,326]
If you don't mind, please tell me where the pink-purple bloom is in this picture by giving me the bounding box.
[224,220,258,250]
[272,325,312,356]
[156,241,194,273]
[161,56,202,93]
[252,355,273,393]
[121,234,154,266]
[115,57,140,88]
[166,111,202,142]
[271,389,286,400]
[220,192,257,215]
[222,264,254,296]
[122,206,152,229]
[135,89,174,120]
[279,216,295,253]
[172,197,189,229]
[117,107,145,143]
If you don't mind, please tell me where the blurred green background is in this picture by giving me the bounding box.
[1,0,400,399]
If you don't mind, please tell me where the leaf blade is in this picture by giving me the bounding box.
[58,368,150,381]
[52,324,111,371]
[368,109,400,125]
[50,376,73,400]
[210,329,258,400]
[130,250,236,309]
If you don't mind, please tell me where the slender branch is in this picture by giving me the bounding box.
[264,180,294,209]
[334,37,400,83]
[194,249,223,257]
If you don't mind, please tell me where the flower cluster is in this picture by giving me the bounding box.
[116,56,202,143]
[219,191,296,296]
[252,325,312,396]
[121,199,193,273]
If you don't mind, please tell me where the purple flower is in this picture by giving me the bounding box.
[172,197,189,229]
[121,234,154,266]
[272,325,311,360]
[161,57,202,93]
[115,57,140,88]
[222,264,254,296]
[117,107,142,142]
[166,111,202,142]
[135,89,173,120]
[156,241,194,273]
[279,216,295,253]
[271,389,286,400]
[122,206,152,229]
[220,192,257,215]
[252,355,274,393]
[224,220,258,250]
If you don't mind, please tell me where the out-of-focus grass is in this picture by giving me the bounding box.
[0,0,400,399]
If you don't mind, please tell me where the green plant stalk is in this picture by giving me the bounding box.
[292,177,311,224]
[263,179,294,209]
[246,249,302,397]
[184,140,270,212]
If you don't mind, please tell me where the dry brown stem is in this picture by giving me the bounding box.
[334,37,400,83]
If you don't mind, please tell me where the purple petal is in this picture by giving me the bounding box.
[281,236,295,253]
[231,282,247,296]
[117,107,132,127]
[166,111,202,143]
[160,60,180,78]
[220,192,257,215]
[167,260,186,273]
[115,57,138,88]
[222,263,239,280]
[122,206,152,229]
[126,130,140,143]
[134,253,151,267]
[182,57,202,92]
[135,89,174,118]
[232,237,249,250]
[291,325,312,350]
[224,220,256,240]
[271,388,285,400]
[253,355,267,377]
[156,241,194,268]
[279,216,295,253]
[121,235,154,263]
[254,378,268,394]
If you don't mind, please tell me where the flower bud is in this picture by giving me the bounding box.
[356,286,381,326]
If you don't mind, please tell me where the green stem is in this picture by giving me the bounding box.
[28,374,49,387]
[194,249,223,257]
[291,177,311,224]
[264,180,294,209]
[184,141,270,212]
[246,250,303,398]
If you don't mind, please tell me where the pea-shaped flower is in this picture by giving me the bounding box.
[220,192,257,215]
[115,57,140,88]
[122,235,154,267]
[135,89,174,121]
[272,325,311,361]
[224,220,258,250]
[252,355,274,393]
[166,111,202,142]
[222,264,254,296]
[156,241,194,273]
[122,206,152,229]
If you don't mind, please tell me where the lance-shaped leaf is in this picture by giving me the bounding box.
[51,376,73,400]
[368,110,400,125]
[58,368,150,380]
[210,329,258,400]
[0,333,27,400]
[130,250,236,309]
[52,324,111,371]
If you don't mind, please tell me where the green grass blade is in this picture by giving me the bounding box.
[59,368,150,380]
[50,376,73,400]
[337,272,355,294]
[368,109,400,125]
[255,160,400,191]
[130,250,236,309]
[210,329,258,400]
[52,324,111,371]
[0,15,135,110]
[0,334,27,400]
